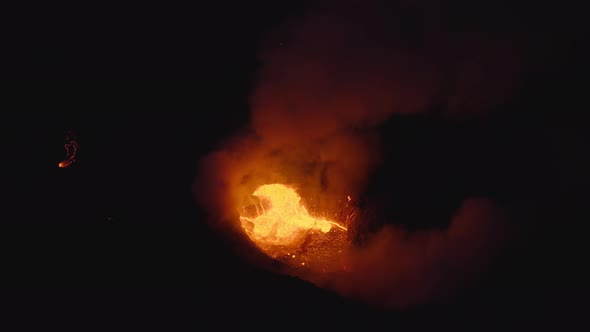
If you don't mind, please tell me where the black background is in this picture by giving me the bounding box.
[2,1,589,330]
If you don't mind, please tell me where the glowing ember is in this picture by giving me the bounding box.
[240,184,347,249]
[58,132,79,168]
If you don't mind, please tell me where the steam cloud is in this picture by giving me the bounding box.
[196,0,564,309]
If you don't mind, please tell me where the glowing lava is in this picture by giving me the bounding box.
[240,184,347,249]
[58,132,79,168]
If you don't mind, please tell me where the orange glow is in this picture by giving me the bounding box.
[240,184,346,248]
[58,139,78,169]
[239,184,349,269]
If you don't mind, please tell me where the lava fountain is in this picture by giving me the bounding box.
[239,183,350,271]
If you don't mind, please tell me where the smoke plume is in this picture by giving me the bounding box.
[196,0,564,309]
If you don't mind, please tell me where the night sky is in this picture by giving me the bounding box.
[3,0,590,330]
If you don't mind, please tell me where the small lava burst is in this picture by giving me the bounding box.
[58,132,79,168]
[239,183,349,271]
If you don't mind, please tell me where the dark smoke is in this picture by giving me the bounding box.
[196,0,568,309]
[316,198,508,309]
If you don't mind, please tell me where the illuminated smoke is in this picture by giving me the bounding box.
[195,0,564,309]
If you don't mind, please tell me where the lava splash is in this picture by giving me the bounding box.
[239,183,348,269]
